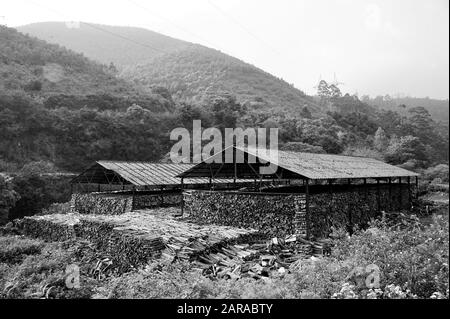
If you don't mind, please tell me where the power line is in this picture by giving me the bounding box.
[207,0,282,56]
[23,0,170,55]
[81,22,168,54]
[124,0,230,54]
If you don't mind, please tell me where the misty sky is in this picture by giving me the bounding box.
[2,0,449,99]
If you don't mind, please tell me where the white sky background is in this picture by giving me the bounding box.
[1,0,449,99]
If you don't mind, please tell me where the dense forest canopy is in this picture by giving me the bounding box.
[0,25,448,173]
[18,22,322,115]
[18,22,191,67]
[0,26,175,113]
[0,25,448,220]
[362,94,449,124]
[121,45,322,115]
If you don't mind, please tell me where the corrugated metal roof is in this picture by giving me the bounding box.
[242,147,419,179]
[72,161,256,186]
[179,146,419,180]
[96,161,208,186]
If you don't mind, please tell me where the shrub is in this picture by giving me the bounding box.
[0,236,42,264]
[423,164,449,183]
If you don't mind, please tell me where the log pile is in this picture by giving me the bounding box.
[195,234,332,280]
[184,191,306,237]
[13,206,332,276]
[71,193,133,215]
[309,190,377,238]
[133,194,182,209]
[14,214,79,241]
[14,208,260,273]
[75,216,165,273]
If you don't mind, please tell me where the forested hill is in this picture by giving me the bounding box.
[362,95,449,124]
[121,45,322,115]
[18,22,190,67]
[18,22,322,115]
[0,26,175,112]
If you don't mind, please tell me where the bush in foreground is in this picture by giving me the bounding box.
[0,213,448,299]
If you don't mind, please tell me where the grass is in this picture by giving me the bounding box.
[0,207,448,299]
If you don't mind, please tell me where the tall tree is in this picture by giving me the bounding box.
[373,127,389,151]
[0,175,20,224]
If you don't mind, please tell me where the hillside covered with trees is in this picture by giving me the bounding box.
[0,26,448,221]
[121,45,322,115]
[18,22,190,67]
[362,95,449,124]
[19,22,322,115]
[0,26,175,112]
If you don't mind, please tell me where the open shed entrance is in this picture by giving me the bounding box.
[178,146,420,239]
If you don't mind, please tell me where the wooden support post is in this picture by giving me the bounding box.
[181,178,184,215]
[233,161,237,187]
[363,178,367,200]
[415,176,419,199]
[376,178,381,215]
[407,176,411,207]
[398,177,402,208]
[328,179,333,213]
[305,179,310,240]
[388,177,392,211]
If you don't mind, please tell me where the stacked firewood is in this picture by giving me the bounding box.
[75,217,165,272]
[133,194,182,209]
[196,234,332,280]
[71,193,133,215]
[14,208,260,273]
[184,191,302,237]
[14,214,79,241]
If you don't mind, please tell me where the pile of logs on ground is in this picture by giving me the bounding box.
[13,207,332,277]
[13,208,261,273]
[183,191,302,237]
[196,235,332,280]
[14,214,79,241]
[71,193,133,215]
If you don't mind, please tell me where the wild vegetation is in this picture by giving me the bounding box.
[0,26,175,112]
[0,26,448,224]
[0,24,448,300]
[0,211,447,299]
[18,22,190,67]
[121,45,321,115]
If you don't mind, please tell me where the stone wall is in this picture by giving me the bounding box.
[183,190,307,238]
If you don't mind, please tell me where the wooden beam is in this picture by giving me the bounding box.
[407,176,411,206]
[305,179,310,240]
[415,176,419,199]
[181,178,184,215]
[388,177,392,211]
[376,178,381,215]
